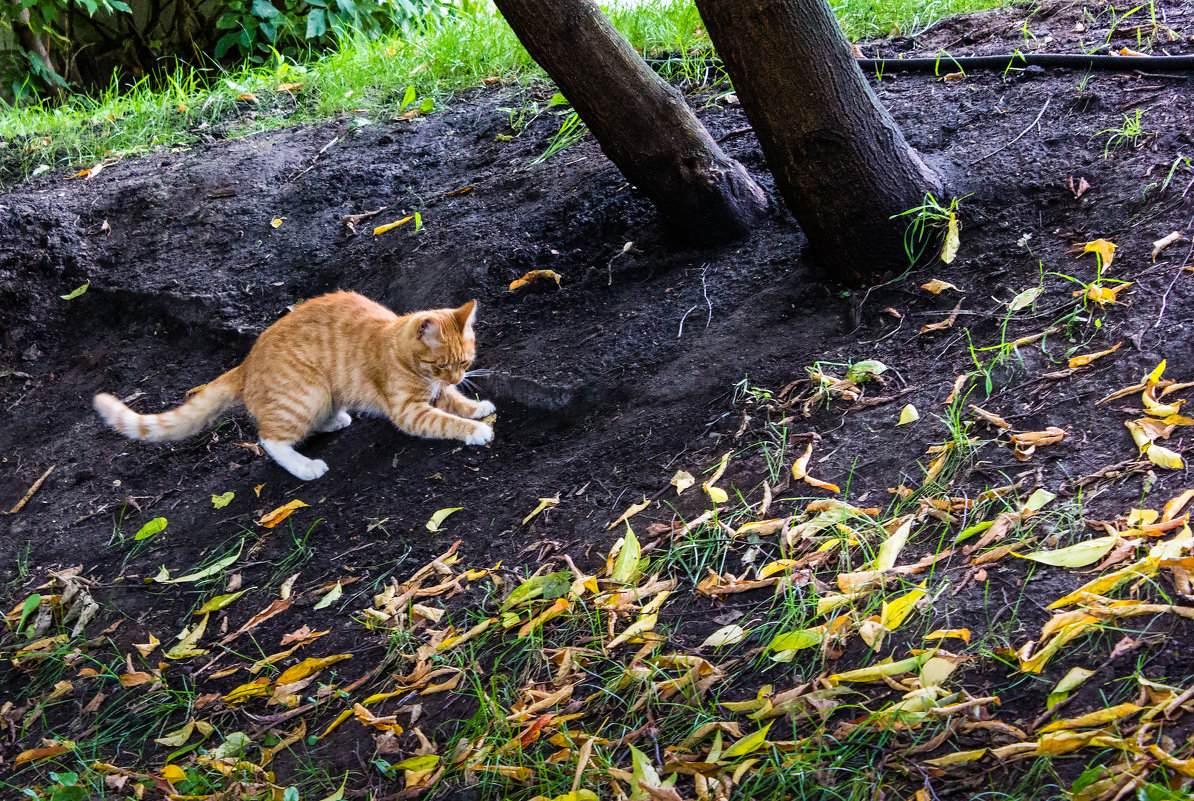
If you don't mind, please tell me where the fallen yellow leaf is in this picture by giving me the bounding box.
[607,496,650,531]
[670,470,695,494]
[373,216,413,235]
[509,269,562,292]
[1038,702,1141,733]
[940,212,960,263]
[522,495,559,525]
[258,499,309,528]
[425,507,462,532]
[1068,341,1121,369]
[921,279,961,295]
[1082,238,1117,269]
[1147,443,1185,470]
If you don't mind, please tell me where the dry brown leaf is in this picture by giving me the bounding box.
[919,299,963,335]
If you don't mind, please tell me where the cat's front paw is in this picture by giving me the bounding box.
[471,400,496,419]
[289,458,329,481]
[464,422,493,446]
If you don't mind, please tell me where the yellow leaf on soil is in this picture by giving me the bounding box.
[828,652,932,684]
[313,581,343,610]
[1148,443,1185,469]
[522,495,559,525]
[921,279,961,295]
[15,741,75,765]
[670,470,695,494]
[425,507,462,532]
[258,499,309,528]
[607,496,650,530]
[1048,557,1159,608]
[924,748,986,766]
[940,212,960,263]
[879,581,928,630]
[720,721,773,760]
[1047,666,1095,708]
[609,525,642,585]
[703,451,732,505]
[276,654,353,685]
[1082,238,1117,269]
[1038,702,1141,733]
[925,628,970,643]
[164,613,209,660]
[1068,342,1122,369]
[373,216,413,235]
[875,517,914,571]
[161,764,187,783]
[1016,536,1119,568]
[701,624,747,648]
[133,633,160,657]
[509,269,562,291]
[898,404,919,425]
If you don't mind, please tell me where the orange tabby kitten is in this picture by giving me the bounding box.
[94,292,494,480]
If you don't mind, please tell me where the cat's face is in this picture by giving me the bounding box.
[415,300,477,386]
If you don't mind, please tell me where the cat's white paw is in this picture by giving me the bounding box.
[465,422,493,446]
[316,409,352,432]
[472,400,496,419]
[289,458,329,481]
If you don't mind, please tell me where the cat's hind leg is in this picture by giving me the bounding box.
[313,408,352,433]
[251,391,334,479]
[260,439,329,480]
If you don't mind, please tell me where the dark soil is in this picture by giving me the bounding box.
[5,1,1194,798]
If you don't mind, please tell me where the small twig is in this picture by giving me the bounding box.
[716,126,753,143]
[969,95,1051,165]
[1153,217,1194,329]
[677,305,699,339]
[289,136,342,181]
[700,264,713,329]
[6,465,54,514]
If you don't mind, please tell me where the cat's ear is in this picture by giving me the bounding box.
[455,300,477,331]
[417,316,443,347]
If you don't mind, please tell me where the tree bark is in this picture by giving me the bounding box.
[491,0,767,246]
[10,3,66,97]
[693,0,943,284]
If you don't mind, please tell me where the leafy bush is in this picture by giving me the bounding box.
[212,0,450,61]
[0,0,459,99]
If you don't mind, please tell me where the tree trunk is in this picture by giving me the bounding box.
[491,0,767,246]
[10,3,66,97]
[694,0,943,284]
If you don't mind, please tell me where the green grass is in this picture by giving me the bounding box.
[1,0,1013,184]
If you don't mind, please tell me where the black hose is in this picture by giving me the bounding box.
[648,52,1194,74]
[856,52,1194,73]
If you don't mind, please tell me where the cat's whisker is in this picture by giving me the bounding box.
[464,369,494,378]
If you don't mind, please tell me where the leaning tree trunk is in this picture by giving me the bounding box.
[694,0,943,283]
[492,0,767,245]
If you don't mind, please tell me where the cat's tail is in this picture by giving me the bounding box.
[94,365,245,442]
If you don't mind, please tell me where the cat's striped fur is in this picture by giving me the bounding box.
[94,292,494,480]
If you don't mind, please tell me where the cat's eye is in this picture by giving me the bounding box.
[437,363,449,369]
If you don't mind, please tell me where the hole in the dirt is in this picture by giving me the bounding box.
[474,371,605,424]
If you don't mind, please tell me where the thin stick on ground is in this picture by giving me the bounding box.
[969,96,1051,165]
[6,464,55,514]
